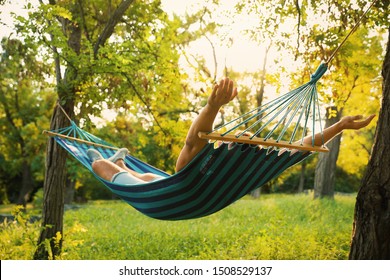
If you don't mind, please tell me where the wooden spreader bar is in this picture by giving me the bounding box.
[198,132,329,153]
[43,130,119,150]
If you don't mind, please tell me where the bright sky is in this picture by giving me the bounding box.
[162,0,274,77]
[0,0,269,75]
[0,1,33,40]
[0,0,298,126]
[1,0,380,76]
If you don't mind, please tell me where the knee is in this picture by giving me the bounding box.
[91,159,123,181]
[139,173,160,182]
[115,159,126,168]
[91,159,108,173]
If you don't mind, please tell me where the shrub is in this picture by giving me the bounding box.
[277,165,361,193]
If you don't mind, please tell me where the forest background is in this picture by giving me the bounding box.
[0,0,386,210]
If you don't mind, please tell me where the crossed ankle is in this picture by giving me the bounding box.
[108,148,129,163]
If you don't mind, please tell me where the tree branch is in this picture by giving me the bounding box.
[93,0,135,58]
[39,0,62,83]
[341,75,359,106]
[77,0,91,43]
[158,108,199,117]
[294,0,301,60]
[122,73,169,136]
[203,34,218,82]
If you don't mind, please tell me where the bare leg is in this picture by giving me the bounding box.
[114,159,162,181]
[92,159,160,182]
[92,159,126,181]
[89,146,162,182]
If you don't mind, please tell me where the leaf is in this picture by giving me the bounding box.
[49,6,72,20]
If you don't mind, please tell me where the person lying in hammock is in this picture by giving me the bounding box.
[87,77,376,185]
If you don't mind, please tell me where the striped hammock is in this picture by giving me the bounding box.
[46,123,310,220]
[44,0,378,220]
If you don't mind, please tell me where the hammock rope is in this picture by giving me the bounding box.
[325,0,379,64]
[199,63,329,152]
[199,1,378,152]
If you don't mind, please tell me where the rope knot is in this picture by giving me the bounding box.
[310,63,328,84]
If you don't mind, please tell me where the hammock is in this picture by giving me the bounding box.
[45,62,325,220]
[44,1,376,220]
[45,123,310,220]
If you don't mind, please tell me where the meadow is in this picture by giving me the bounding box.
[0,194,356,260]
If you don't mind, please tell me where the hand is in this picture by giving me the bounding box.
[340,114,376,130]
[208,78,238,109]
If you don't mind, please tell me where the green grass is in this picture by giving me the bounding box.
[0,194,356,260]
[0,204,35,214]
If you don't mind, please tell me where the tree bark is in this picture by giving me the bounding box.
[16,160,35,207]
[34,1,80,259]
[298,160,306,193]
[34,103,74,260]
[93,0,135,57]
[349,29,390,259]
[65,177,76,204]
[313,106,341,199]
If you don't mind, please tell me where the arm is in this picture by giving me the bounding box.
[301,114,376,146]
[175,78,238,172]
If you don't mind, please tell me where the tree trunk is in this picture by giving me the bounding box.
[313,106,341,199]
[34,103,74,260]
[16,160,35,207]
[298,160,306,193]
[34,7,80,259]
[349,29,390,259]
[33,0,134,259]
[65,177,76,204]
